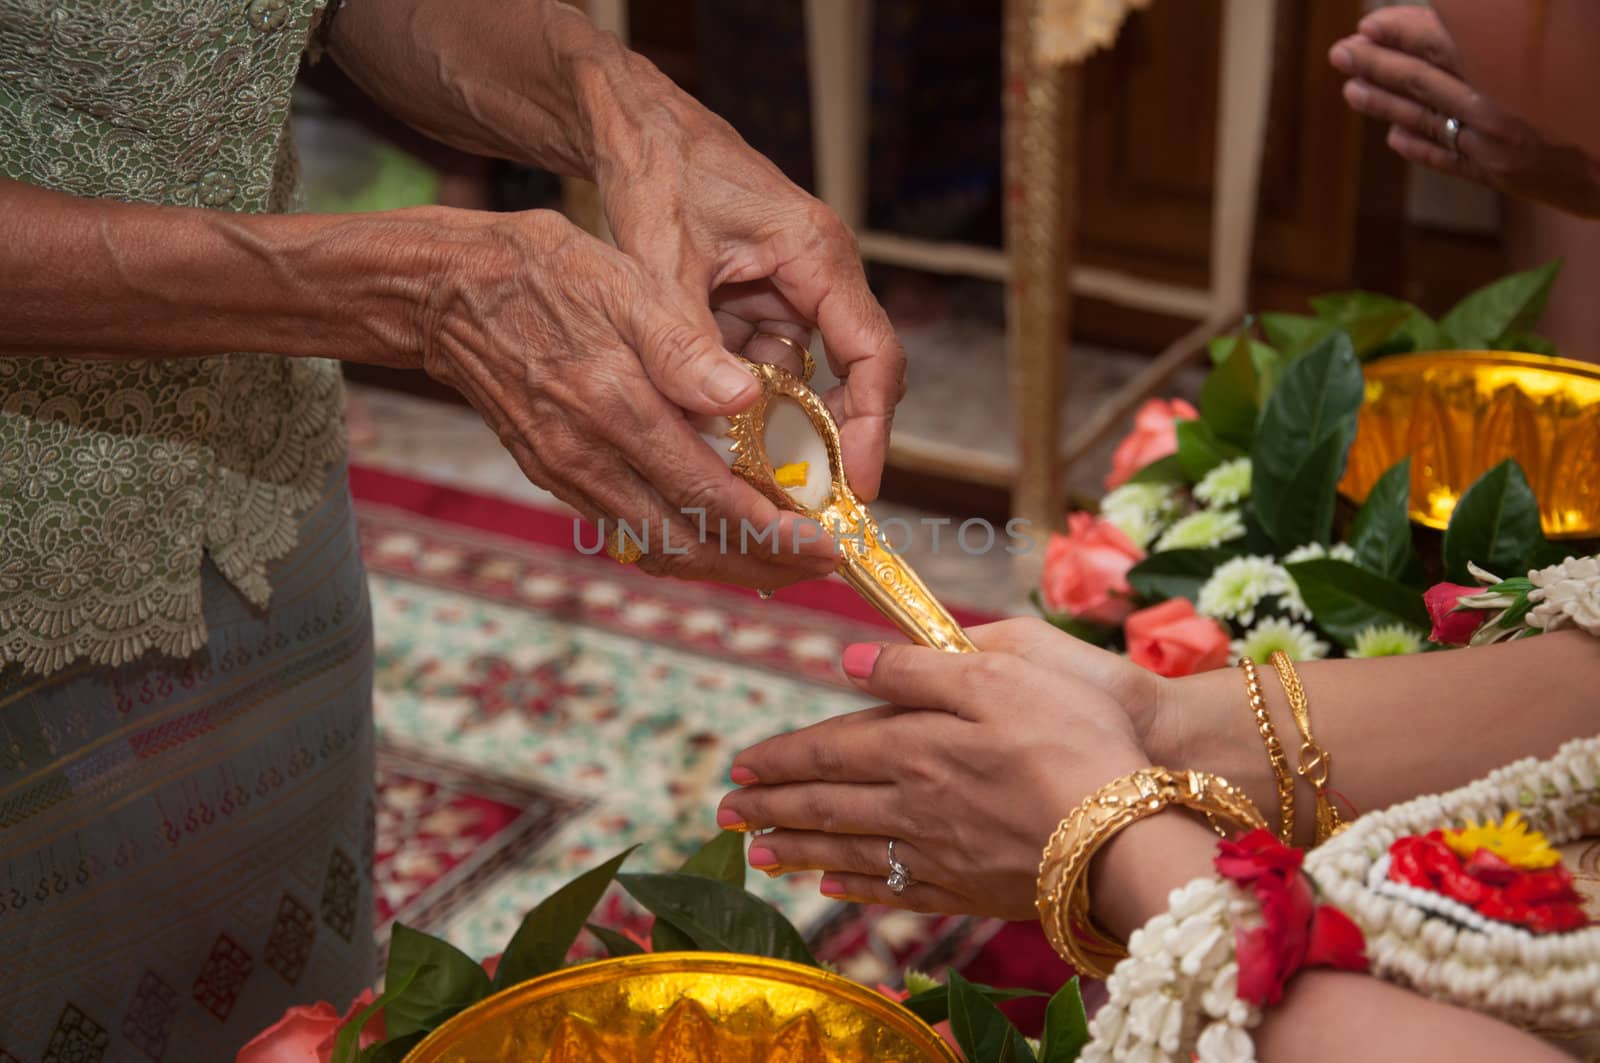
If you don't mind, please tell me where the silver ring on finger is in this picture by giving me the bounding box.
[1443,116,1464,155]
[886,838,914,896]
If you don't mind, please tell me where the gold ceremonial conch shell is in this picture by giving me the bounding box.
[717,340,976,653]
[405,952,961,1062]
[1339,351,1600,539]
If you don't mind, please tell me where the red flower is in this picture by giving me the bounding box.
[1423,582,1488,645]
[1388,832,1589,933]
[1215,829,1368,1006]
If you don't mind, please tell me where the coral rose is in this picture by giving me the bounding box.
[236,989,384,1063]
[1105,398,1198,489]
[1125,598,1231,677]
[1041,513,1144,625]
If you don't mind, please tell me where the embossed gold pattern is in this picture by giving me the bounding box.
[406,953,960,1062]
[722,353,977,653]
[1340,352,1600,539]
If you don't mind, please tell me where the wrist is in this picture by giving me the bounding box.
[1089,810,1219,940]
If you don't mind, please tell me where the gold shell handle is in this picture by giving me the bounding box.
[723,336,977,653]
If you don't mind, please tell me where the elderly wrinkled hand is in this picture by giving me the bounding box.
[420,206,837,589]
[595,90,905,501]
[715,619,1155,920]
[1330,6,1600,219]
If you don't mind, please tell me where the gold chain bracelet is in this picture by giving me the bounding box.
[1035,767,1266,979]
[1268,649,1345,846]
[1239,655,1297,845]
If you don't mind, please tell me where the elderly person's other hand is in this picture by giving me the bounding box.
[424,206,837,588]
[715,619,1153,920]
[589,74,905,501]
[1330,6,1600,219]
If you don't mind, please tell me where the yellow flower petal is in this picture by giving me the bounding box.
[774,462,809,489]
[1443,811,1562,870]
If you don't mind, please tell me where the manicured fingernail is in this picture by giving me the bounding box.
[1331,45,1352,71]
[820,876,846,898]
[730,766,758,786]
[706,362,756,405]
[841,643,881,680]
[748,845,779,870]
[716,807,750,831]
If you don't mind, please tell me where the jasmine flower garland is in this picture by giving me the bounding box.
[1154,508,1248,552]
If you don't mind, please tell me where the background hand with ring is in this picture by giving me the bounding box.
[715,619,1152,920]
[1330,5,1600,218]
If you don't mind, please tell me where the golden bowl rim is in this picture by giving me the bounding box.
[1342,349,1600,538]
[1357,349,1600,383]
[405,951,963,1062]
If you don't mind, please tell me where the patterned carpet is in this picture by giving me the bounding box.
[351,466,1007,988]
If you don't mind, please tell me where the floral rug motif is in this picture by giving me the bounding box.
[354,466,1001,985]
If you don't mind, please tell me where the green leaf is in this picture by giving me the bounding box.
[1349,458,1418,581]
[1441,459,1548,583]
[1284,559,1429,648]
[1124,453,1185,485]
[1200,337,1260,448]
[361,1032,428,1063]
[493,846,637,991]
[1176,419,1244,482]
[1440,260,1561,349]
[650,918,698,954]
[383,924,492,1037]
[587,923,647,958]
[1259,311,1332,358]
[947,970,1038,1063]
[902,982,1047,1025]
[1127,549,1240,604]
[1497,330,1559,356]
[1250,331,1364,550]
[331,966,423,1063]
[1038,978,1089,1063]
[618,873,817,966]
[1309,291,1440,357]
[677,831,747,890]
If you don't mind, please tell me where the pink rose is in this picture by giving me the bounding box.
[1423,582,1487,645]
[1125,599,1231,677]
[1041,513,1144,625]
[1105,398,1199,489]
[236,990,384,1063]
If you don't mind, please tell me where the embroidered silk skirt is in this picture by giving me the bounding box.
[0,467,376,1061]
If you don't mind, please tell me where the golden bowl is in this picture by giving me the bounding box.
[1339,351,1600,539]
[404,953,961,1063]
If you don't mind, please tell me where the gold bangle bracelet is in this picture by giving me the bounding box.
[1035,767,1267,979]
[1268,649,1345,846]
[1239,655,1297,846]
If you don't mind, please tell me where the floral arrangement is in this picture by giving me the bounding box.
[238,832,1088,1063]
[1088,738,1600,1062]
[1038,262,1576,677]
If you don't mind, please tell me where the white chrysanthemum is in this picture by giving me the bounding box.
[1348,622,1425,658]
[1103,506,1164,552]
[1101,482,1179,550]
[1528,554,1600,635]
[1197,556,1288,626]
[1193,457,1252,508]
[1154,508,1247,552]
[1282,541,1356,565]
[1229,617,1329,663]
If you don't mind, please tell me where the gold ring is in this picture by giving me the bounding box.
[748,332,816,384]
[604,523,643,565]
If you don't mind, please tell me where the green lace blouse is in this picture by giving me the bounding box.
[0,0,347,675]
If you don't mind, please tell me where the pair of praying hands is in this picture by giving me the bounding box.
[716,620,1162,921]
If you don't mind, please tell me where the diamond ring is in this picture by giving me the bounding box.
[1443,116,1463,155]
[886,839,914,896]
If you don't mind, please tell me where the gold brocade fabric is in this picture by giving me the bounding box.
[0,0,347,675]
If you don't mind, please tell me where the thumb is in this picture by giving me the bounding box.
[626,298,760,416]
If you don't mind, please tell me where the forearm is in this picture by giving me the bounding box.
[327,0,684,182]
[0,176,450,365]
[1149,630,1600,845]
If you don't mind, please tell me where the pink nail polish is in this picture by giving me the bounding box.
[819,876,845,898]
[747,845,778,869]
[729,765,758,786]
[841,643,881,680]
[716,807,749,831]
